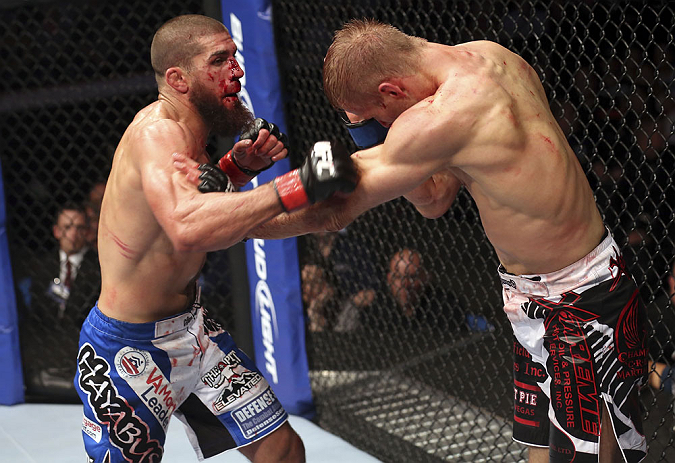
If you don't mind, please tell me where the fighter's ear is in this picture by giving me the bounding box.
[378,82,405,98]
[166,67,189,94]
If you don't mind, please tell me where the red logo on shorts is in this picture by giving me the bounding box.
[608,247,630,292]
[615,288,645,350]
[119,351,147,377]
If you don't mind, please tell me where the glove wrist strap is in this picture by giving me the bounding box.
[217,150,253,186]
[218,150,276,187]
[273,169,309,212]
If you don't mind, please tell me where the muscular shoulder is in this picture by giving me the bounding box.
[125,103,192,150]
[124,122,196,175]
[379,98,468,173]
[457,40,520,62]
[391,78,482,154]
[136,119,191,150]
[471,40,510,51]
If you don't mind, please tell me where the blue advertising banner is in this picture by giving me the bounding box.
[0,158,25,404]
[220,0,314,418]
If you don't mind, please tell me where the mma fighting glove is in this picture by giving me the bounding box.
[218,118,289,187]
[196,163,236,193]
[273,140,358,212]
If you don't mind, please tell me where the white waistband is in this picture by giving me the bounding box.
[498,228,618,298]
[153,286,202,338]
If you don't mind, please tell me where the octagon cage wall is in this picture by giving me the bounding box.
[0,0,252,404]
[271,1,675,462]
[0,1,674,462]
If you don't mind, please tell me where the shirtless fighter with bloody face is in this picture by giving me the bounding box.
[177,18,648,463]
[75,14,356,463]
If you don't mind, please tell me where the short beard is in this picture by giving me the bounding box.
[189,82,253,137]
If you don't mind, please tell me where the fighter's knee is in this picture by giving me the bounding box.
[285,430,305,463]
[248,422,304,463]
[526,446,549,463]
[272,424,305,463]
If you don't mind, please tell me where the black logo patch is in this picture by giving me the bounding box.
[77,343,163,462]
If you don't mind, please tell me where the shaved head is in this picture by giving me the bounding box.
[151,14,228,86]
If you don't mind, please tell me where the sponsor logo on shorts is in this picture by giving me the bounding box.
[614,287,648,379]
[77,343,163,462]
[608,247,631,292]
[231,387,286,440]
[513,380,541,426]
[500,277,517,289]
[114,348,177,431]
[202,308,225,335]
[204,351,264,412]
[82,414,102,443]
[154,310,195,337]
[536,292,602,437]
[115,347,150,378]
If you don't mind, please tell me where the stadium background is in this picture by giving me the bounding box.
[1,0,674,461]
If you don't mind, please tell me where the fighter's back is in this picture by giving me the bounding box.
[419,41,605,274]
[97,101,207,322]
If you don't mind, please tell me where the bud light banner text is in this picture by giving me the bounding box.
[220,0,314,418]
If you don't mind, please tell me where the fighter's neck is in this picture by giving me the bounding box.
[414,45,452,97]
[156,93,209,147]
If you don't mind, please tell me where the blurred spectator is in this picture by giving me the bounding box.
[21,202,101,398]
[384,248,430,320]
[84,180,106,247]
[28,202,100,325]
[648,258,675,396]
[88,180,106,210]
[300,228,380,332]
[333,248,491,335]
[301,263,336,332]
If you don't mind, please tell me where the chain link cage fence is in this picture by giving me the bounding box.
[0,0,248,402]
[1,0,674,462]
[272,1,675,462]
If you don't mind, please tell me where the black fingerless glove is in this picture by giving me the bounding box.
[197,164,235,193]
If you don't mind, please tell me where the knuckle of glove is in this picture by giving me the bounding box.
[240,118,270,141]
[239,118,288,152]
[197,180,215,193]
[267,122,282,139]
[197,164,230,193]
[278,132,289,147]
[268,123,289,150]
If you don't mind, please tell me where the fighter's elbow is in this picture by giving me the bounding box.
[314,196,357,232]
[166,214,205,252]
[415,200,453,219]
[324,215,348,233]
[171,228,199,252]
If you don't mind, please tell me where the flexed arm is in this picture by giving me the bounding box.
[248,104,470,238]
[143,121,356,252]
[403,170,462,219]
[175,100,470,240]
